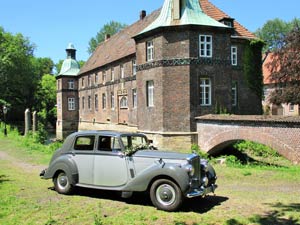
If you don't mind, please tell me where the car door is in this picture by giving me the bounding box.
[72,135,95,185]
[93,135,128,187]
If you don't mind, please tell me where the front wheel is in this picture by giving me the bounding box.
[53,171,74,195]
[150,179,183,211]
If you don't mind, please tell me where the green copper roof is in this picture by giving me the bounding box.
[59,58,80,76]
[58,43,80,76]
[140,0,227,34]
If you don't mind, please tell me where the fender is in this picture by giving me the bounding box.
[43,154,79,185]
[123,161,190,192]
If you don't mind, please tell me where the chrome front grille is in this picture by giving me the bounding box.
[188,155,201,187]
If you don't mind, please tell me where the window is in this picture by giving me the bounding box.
[102,93,106,109]
[146,41,154,61]
[102,71,106,84]
[95,94,98,111]
[146,81,154,107]
[88,96,91,110]
[289,104,295,112]
[57,80,60,89]
[98,136,121,152]
[200,78,211,106]
[231,46,238,66]
[120,64,124,79]
[199,35,212,57]
[68,80,75,89]
[132,89,137,108]
[78,98,80,110]
[74,136,95,151]
[231,82,238,106]
[82,78,85,88]
[132,59,137,75]
[82,97,85,109]
[111,92,115,109]
[68,97,75,111]
[120,96,128,109]
[95,73,98,84]
[111,68,114,81]
[88,75,91,87]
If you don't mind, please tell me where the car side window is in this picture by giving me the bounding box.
[74,136,95,151]
[98,136,121,152]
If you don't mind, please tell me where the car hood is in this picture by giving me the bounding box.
[133,150,196,160]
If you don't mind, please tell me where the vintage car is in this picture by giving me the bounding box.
[40,131,217,211]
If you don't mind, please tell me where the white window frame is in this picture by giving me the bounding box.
[68,80,75,89]
[68,97,75,111]
[231,82,237,106]
[146,41,154,62]
[111,68,114,81]
[102,93,106,109]
[120,96,128,109]
[132,59,137,76]
[147,80,154,107]
[95,94,98,111]
[120,64,125,79]
[199,35,212,58]
[102,71,106,84]
[231,46,238,66]
[200,78,212,106]
[289,104,295,112]
[132,88,137,108]
[111,92,115,109]
[81,78,85,88]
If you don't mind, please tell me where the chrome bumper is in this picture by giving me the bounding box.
[186,184,217,198]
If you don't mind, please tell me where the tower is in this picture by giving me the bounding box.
[56,43,80,139]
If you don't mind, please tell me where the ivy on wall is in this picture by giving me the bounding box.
[243,39,265,99]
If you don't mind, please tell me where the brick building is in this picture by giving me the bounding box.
[56,0,262,150]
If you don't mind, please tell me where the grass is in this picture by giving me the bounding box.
[0,126,300,224]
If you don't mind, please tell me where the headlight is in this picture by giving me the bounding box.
[184,164,195,176]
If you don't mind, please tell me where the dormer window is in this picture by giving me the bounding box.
[219,18,234,28]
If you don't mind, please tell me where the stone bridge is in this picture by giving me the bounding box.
[196,115,300,164]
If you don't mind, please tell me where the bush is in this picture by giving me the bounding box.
[191,144,209,159]
[234,141,279,158]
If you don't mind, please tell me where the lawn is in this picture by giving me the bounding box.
[0,131,300,225]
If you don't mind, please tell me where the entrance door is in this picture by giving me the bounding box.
[118,95,129,124]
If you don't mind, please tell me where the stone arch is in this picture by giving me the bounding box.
[203,129,293,161]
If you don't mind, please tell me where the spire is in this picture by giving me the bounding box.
[66,43,76,60]
[139,0,227,35]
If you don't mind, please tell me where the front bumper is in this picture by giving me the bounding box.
[186,184,217,198]
[39,169,47,178]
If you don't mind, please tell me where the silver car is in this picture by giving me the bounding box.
[40,131,217,211]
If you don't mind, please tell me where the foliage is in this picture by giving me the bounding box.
[88,21,127,54]
[243,39,264,100]
[191,144,209,159]
[0,27,55,121]
[234,140,280,158]
[34,74,57,127]
[267,24,300,105]
[255,18,300,52]
[124,144,148,156]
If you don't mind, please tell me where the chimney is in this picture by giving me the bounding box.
[140,10,146,20]
[105,34,111,41]
[173,0,181,20]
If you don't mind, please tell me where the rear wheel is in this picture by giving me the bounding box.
[150,179,183,211]
[53,171,74,194]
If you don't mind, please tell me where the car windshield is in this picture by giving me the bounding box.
[121,135,148,151]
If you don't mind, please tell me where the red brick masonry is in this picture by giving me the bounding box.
[196,114,300,164]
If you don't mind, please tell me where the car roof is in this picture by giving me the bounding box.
[70,130,146,137]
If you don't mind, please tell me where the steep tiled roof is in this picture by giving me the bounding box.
[80,10,160,75]
[199,0,256,39]
[80,0,256,74]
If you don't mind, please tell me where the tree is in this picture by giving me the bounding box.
[34,74,57,127]
[255,18,300,52]
[88,21,127,54]
[0,27,37,119]
[268,25,300,105]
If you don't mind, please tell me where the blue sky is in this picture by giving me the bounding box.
[1,0,299,64]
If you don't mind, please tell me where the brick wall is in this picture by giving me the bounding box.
[196,115,300,164]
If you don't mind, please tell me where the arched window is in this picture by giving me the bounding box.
[120,96,128,109]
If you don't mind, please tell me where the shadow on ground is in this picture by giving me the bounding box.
[0,174,10,185]
[49,186,228,213]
